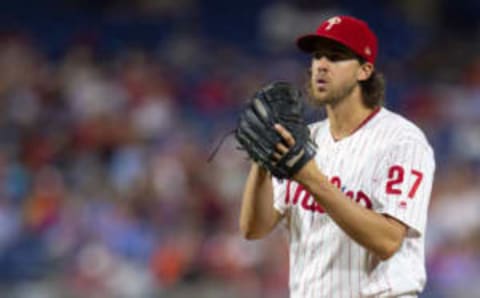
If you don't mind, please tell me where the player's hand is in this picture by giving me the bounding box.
[272,124,295,160]
[274,123,320,184]
[234,81,316,179]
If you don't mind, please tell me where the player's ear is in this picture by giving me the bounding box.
[357,62,374,82]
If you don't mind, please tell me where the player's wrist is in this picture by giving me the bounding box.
[293,159,324,187]
[252,163,271,178]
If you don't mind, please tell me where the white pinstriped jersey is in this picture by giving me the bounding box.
[272,107,435,298]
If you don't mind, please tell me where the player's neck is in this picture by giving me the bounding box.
[326,92,376,141]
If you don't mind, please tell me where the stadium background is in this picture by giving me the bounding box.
[0,0,478,297]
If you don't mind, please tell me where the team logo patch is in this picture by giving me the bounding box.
[326,17,341,30]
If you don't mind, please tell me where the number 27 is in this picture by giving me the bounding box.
[386,165,423,199]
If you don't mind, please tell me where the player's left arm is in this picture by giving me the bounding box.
[274,124,434,260]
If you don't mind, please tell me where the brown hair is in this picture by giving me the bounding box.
[359,70,385,108]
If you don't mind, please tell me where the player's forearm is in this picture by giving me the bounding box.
[239,164,281,239]
[297,163,406,260]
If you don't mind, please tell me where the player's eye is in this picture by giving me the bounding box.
[314,51,354,62]
[314,51,333,60]
[328,53,346,61]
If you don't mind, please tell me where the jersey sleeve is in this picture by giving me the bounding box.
[272,177,291,215]
[371,139,435,238]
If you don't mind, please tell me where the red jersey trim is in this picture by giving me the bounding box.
[333,106,381,142]
[352,106,381,134]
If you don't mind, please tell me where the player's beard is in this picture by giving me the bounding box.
[310,79,358,108]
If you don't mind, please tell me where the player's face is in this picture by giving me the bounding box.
[309,41,362,106]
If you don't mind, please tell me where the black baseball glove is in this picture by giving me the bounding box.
[235,81,317,179]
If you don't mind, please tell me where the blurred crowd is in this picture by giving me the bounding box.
[0,32,292,298]
[0,1,478,298]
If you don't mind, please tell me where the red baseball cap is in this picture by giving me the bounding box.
[297,16,378,64]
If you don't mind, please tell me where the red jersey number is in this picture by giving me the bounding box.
[386,165,423,199]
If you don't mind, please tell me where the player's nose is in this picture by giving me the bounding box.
[313,56,330,72]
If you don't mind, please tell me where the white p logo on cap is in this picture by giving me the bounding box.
[325,17,342,30]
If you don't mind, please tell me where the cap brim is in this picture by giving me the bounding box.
[297,34,320,53]
[296,34,349,53]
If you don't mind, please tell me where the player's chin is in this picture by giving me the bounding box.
[312,90,329,104]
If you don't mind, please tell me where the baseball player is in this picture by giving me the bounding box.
[239,16,435,297]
